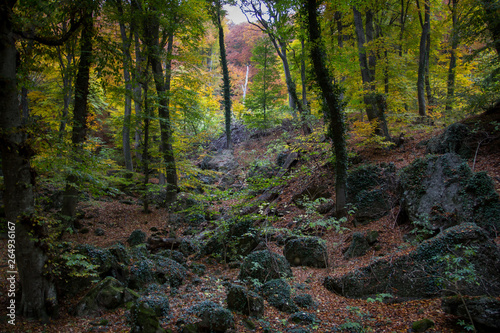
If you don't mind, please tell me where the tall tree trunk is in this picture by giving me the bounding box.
[306,0,347,216]
[425,29,433,106]
[216,5,233,148]
[445,0,458,113]
[416,0,430,118]
[117,0,133,171]
[144,12,178,204]
[133,30,143,163]
[61,9,93,222]
[300,36,308,109]
[0,0,57,320]
[142,77,151,213]
[481,0,500,58]
[353,6,390,139]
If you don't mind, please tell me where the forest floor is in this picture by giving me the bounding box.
[1,111,500,332]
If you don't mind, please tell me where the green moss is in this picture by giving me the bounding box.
[412,318,435,332]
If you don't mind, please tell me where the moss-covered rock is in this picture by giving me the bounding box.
[324,223,500,298]
[239,250,293,283]
[226,283,264,317]
[293,294,315,309]
[442,296,500,331]
[128,259,157,290]
[152,255,187,288]
[288,311,318,325]
[411,318,435,332]
[156,249,186,266]
[344,232,372,259]
[347,163,396,224]
[398,153,500,235]
[129,298,166,333]
[260,279,298,313]
[425,123,471,157]
[284,237,328,268]
[128,229,147,246]
[74,277,139,316]
[181,300,235,332]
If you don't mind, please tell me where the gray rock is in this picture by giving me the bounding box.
[284,237,328,268]
[344,232,371,259]
[324,223,500,299]
[239,250,293,283]
[226,284,264,317]
[442,296,500,331]
[128,229,147,246]
[179,301,234,332]
[289,311,318,325]
[129,297,166,333]
[200,149,239,172]
[398,153,500,235]
[425,123,471,157]
[260,279,298,313]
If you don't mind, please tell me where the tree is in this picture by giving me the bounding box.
[304,0,347,216]
[61,2,95,222]
[240,0,311,135]
[416,0,431,118]
[0,0,83,319]
[244,35,284,127]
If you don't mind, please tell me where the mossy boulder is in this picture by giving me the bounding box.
[324,223,500,298]
[178,301,234,333]
[289,311,318,325]
[239,250,293,283]
[347,163,396,224]
[293,294,315,309]
[411,318,435,332]
[156,249,186,266]
[344,232,375,259]
[128,259,157,290]
[135,295,169,317]
[442,296,500,331]
[74,277,139,316]
[260,279,298,313]
[152,256,187,288]
[398,153,500,235]
[129,297,166,333]
[202,217,260,261]
[425,123,471,157]
[226,283,264,317]
[74,244,129,283]
[128,229,147,246]
[284,237,328,268]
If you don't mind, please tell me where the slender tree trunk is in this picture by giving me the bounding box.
[425,29,433,106]
[0,0,57,320]
[144,12,178,203]
[300,37,308,109]
[61,9,93,222]
[142,78,151,213]
[133,30,143,163]
[117,0,133,171]
[445,0,458,113]
[416,0,430,118]
[216,6,233,149]
[306,0,347,216]
[481,0,500,58]
[242,64,249,101]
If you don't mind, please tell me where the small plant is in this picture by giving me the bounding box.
[366,293,393,303]
[410,214,435,243]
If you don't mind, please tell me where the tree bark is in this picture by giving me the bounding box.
[481,0,500,58]
[215,4,233,148]
[445,0,458,113]
[306,0,347,216]
[416,0,430,118]
[61,9,93,222]
[0,0,57,320]
[117,0,133,171]
[144,10,178,204]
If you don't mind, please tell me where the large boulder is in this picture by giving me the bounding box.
[152,255,187,288]
[347,163,397,224]
[442,296,500,332]
[284,237,328,268]
[259,279,298,313]
[324,223,500,299]
[226,283,264,317]
[239,250,293,283]
[398,153,500,235]
[178,301,234,333]
[129,297,166,333]
[425,123,471,157]
[200,149,239,172]
[74,277,139,317]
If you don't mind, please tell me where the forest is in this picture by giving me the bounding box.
[1,0,500,332]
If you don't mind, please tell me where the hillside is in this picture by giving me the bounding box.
[1,111,500,333]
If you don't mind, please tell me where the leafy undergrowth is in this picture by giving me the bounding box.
[1,115,499,333]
